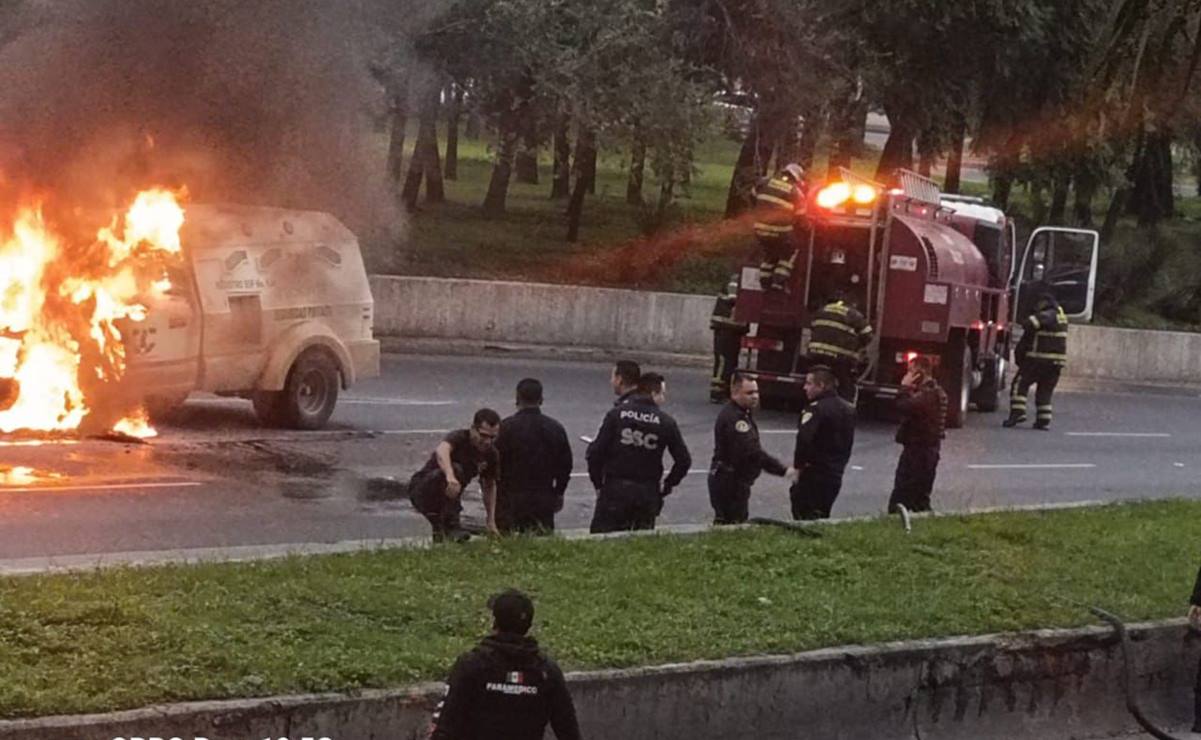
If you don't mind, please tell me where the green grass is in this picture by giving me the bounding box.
[1,500,1199,718]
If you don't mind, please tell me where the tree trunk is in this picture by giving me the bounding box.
[483,125,518,216]
[464,98,482,139]
[874,120,914,185]
[776,116,799,170]
[1029,182,1048,225]
[515,127,539,184]
[385,77,409,190]
[1072,170,1098,227]
[401,84,444,209]
[1049,176,1069,224]
[585,145,597,195]
[944,118,966,194]
[1131,131,1174,226]
[724,110,776,217]
[918,151,933,177]
[444,84,462,181]
[797,109,824,172]
[566,128,597,242]
[992,174,1013,212]
[627,136,646,205]
[1101,186,1129,244]
[551,117,571,199]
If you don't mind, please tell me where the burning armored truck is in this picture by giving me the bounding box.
[119,203,381,430]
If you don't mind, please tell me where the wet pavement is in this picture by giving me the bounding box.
[0,352,1197,560]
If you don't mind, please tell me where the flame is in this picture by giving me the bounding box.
[0,188,185,435]
[112,407,158,439]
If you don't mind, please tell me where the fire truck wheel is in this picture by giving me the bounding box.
[943,335,972,429]
[973,356,1003,413]
[279,349,341,430]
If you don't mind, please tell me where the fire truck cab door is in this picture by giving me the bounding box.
[1014,227,1099,322]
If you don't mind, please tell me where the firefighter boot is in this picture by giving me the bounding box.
[1193,689,1201,733]
[1032,421,1051,431]
[1002,413,1026,428]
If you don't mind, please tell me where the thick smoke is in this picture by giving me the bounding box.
[0,0,420,246]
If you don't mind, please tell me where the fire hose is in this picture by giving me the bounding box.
[1090,606,1182,740]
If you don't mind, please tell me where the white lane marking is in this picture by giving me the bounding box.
[0,481,205,493]
[1175,462,1186,468]
[851,465,865,471]
[340,398,458,407]
[569,469,706,478]
[377,429,451,435]
[967,463,1096,470]
[1065,432,1171,438]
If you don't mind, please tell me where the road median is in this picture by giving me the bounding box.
[0,500,1198,734]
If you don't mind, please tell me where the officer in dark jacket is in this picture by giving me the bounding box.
[1004,293,1068,430]
[1188,567,1201,732]
[887,356,947,514]
[790,367,856,520]
[588,373,691,533]
[807,295,872,403]
[710,274,747,402]
[430,589,581,740]
[496,378,574,535]
[709,372,794,525]
[409,408,501,542]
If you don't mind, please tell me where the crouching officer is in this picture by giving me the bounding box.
[1004,293,1068,430]
[710,274,747,402]
[409,408,501,542]
[807,294,872,403]
[709,372,794,525]
[790,367,856,520]
[588,373,691,533]
[887,356,947,514]
[430,589,581,740]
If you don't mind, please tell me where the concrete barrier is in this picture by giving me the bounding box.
[3,619,1195,739]
[369,275,1201,386]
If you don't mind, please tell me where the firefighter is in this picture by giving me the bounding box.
[429,589,582,740]
[709,373,795,525]
[496,378,574,535]
[887,356,947,515]
[587,372,691,533]
[790,367,856,520]
[710,273,747,402]
[753,163,806,291]
[1004,293,1068,430]
[807,293,872,403]
[409,408,501,542]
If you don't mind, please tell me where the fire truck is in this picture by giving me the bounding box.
[730,169,1099,427]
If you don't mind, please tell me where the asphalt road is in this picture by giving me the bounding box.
[0,352,1197,560]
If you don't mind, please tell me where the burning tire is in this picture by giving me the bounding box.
[254,349,340,430]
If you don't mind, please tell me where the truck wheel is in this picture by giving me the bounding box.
[973,356,1004,413]
[279,349,340,430]
[942,334,972,429]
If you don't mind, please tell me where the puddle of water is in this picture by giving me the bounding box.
[279,478,335,500]
[360,476,409,502]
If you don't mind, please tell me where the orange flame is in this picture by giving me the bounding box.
[112,407,158,439]
[0,188,185,435]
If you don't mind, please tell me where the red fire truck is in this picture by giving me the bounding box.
[730,169,1099,427]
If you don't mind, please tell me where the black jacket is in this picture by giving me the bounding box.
[1191,566,1201,607]
[793,389,856,478]
[497,408,573,503]
[587,394,691,493]
[712,401,787,484]
[430,633,581,740]
[895,378,947,448]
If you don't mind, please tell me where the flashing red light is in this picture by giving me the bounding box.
[816,182,852,209]
[971,320,985,330]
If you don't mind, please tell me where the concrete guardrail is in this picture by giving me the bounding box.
[2,619,1193,739]
[370,275,1201,387]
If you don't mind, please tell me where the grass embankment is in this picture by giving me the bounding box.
[1,500,1199,718]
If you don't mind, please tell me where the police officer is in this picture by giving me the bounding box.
[1004,293,1068,430]
[408,409,502,542]
[753,163,806,291]
[588,372,691,533]
[710,274,747,402]
[709,372,795,525]
[807,293,872,403]
[790,367,856,520]
[887,356,947,514]
[430,589,581,740]
[496,378,574,535]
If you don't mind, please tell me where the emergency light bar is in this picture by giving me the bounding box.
[816,168,886,211]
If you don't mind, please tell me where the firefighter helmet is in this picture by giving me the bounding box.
[781,163,805,184]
